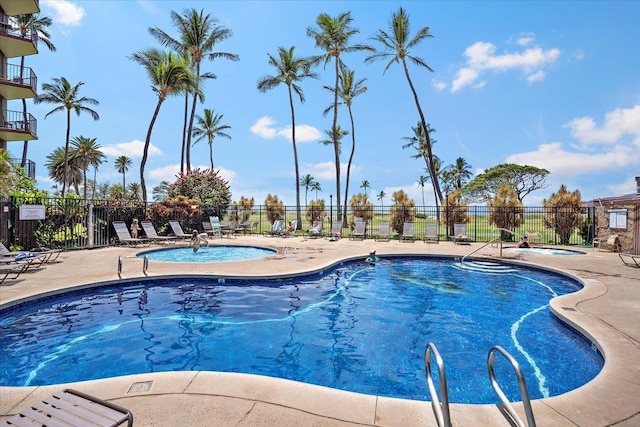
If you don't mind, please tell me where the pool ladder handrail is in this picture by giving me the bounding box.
[487,345,537,427]
[424,342,452,427]
[461,228,526,263]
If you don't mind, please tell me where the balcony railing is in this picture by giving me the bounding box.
[0,109,37,140]
[9,158,35,179]
[0,62,37,99]
[0,14,38,57]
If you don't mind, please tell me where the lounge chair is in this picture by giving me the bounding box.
[424,223,439,244]
[351,220,366,240]
[282,220,298,237]
[141,220,178,244]
[0,243,47,269]
[209,216,223,238]
[3,388,133,427]
[29,246,63,263]
[308,220,323,238]
[376,222,390,242]
[168,220,192,240]
[0,261,29,284]
[400,222,415,243]
[593,234,620,252]
[452,223,471,245]
[619,253,640,267]
[112,221,151,246]
[264,219,284,236]
[328,221,342,241]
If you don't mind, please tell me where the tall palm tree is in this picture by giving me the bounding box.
[192,108,231,169]
[448,157,473,190]
[149,8,239,173]
[360,179,371,195]
[130,48,193,202]
[46,147,82,195]
[417,175,428,206]
[70,136,104,201]
[366,7,443,205]
[402,121,441,213]
[300,174,315,206]
[114,155,132,189]
[14,14,56,167]
[311,181,322,201]
[34,77,99,197]
[323,63,368,224]
[377,190,386,209]
[257,46,319,227]
[307,11,373,221]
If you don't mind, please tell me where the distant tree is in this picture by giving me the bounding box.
[311,181,322,201]
[447,157,473,190]
[229,196,254,223]
[360,179,370,195]
[417,175,428,206]
[300,174,315,206]
[130,48,193,202]
[152,180,170,202]
[366,7,442,204]
[46,147,82,195]
[543,185,583,245]
[114,155,132,189]
[488,184,523,241]
[305,199,325,223]
[70,136,104,200]
[307,11,374,221]
[402,122,440,212]
[389,189,415,234]
[192,108,231,170]
[258,45,318,228]
[167,168,231,208]
[377,190,386,209]
[263,194,285,225]
[127,183,143,202]
[464,163,549,203]
[34,77,100,197]
[349,193,373,231]
[441,189,469,238]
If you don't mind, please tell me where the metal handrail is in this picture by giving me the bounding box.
[487,346,536,427]
[461,237,502,263]
[424,342,452,427]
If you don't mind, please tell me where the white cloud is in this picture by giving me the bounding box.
[250,116,321,142]
[432,79,447,91]
[304,161,341,181]
[451,38,560,92]
[564,104,640,145]
[515,33,536,46]
[101,139,162,158]
[42,0,85,26]
[605,176,638,196]
[505,142,640,177]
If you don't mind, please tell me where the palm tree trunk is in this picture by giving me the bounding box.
[62,109,71,197]
[209,137,214,169]
[180,94,188,174]
[343,107,356,223]
[401,60,443,205]
[332,57,342,221]
[186,92,197,172]
[141,99,164,204]
[288,87,302,228]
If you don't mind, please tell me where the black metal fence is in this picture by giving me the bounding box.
[0,196,596,250]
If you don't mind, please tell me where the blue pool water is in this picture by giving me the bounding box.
[137,245,276,262]
[0,257,602,404]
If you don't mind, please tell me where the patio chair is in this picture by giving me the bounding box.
[209,216,223,238]
[328,221,342,241]
[351,220,366,240]
[376,222,390,242]
[282,220,298,237]
[3,388,133,427]
[619,253,640,268]
[400,222,415,243]
[452,223,472,245]
[0,261,29,284]
[424,223,439,244]
[141,220,178,244]
[308,220,323,238]
[593,234,620,252]
[264,219,284,236]
[112,221,151,246]
[29,246,63,263]
[168,220,192,240]
[0,243,47,269]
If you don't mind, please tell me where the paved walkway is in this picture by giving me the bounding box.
[1,235,639,426]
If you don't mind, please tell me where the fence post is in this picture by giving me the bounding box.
[87,203,94,248]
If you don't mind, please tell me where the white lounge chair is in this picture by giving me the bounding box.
[264,219,284,236]
[400,222,415,243]
[112,221,151,246]
[351,220,366,240]
[308,220,323,238]
[328,221,342,240]
[376,222,390,242]
[424,223,439,244]
[452,223,471,245]
[209,216,223,238]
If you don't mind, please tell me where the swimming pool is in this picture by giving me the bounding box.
[0,257,602,404]
[504,247,586,255]
[137,245,277,262]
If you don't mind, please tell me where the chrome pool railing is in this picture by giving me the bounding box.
[424,342,452,427]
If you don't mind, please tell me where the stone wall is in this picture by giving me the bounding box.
[595,202,638,253]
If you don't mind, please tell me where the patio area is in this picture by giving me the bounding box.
[1,235,639,426]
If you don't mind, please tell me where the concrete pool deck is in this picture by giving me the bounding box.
[1,235,639,426]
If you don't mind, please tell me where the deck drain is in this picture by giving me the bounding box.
[127,381,153,394]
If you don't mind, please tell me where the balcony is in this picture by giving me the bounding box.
[9,158,35,179]
[0,109,37,141]
[0,62,36,99]
[0,0,39,16]
[0,15,37,58]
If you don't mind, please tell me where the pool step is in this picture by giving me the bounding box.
[457,260,518,273]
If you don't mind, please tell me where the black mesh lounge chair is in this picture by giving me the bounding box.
[112,221,151,246]
[3,388,133,427]
[0,262,28,284]
[168,220,192,240]
[141,220,178,244]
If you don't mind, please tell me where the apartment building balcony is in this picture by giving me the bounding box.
[0,62,36,99]
[0,14,37,58]
[0,109,37,141]
[0,0,40,16]
[9,157,35,179]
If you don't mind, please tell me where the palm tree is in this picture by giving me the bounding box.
[360,179,370,195]
[448,157,473,190]
[70,136,104,200]
[150,8,239,173]
[377,190,386,209]
[127,183,143,202]
[417,175,428,206]
[311,181,322,201]
[14,14,56,167]
[114,155,132,189]
[402,121,441,213]
[323,63,368,225]
[152,180,170,202]
[307,11,373,221]
[300,174,315,206]
[34,77,99,197]
[192,108,231,169]
[366,7,443,205]
[258,46,319,227]
[46,147,82,195]
[130,48,194,202]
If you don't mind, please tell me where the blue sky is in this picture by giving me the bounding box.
[8,0,640,206]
